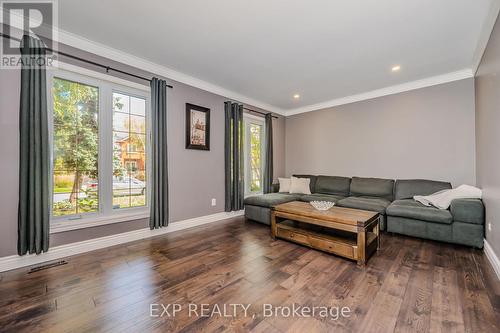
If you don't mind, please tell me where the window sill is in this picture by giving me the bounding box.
[50,211,149,234]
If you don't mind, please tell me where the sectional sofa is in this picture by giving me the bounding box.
[244,175,485,248]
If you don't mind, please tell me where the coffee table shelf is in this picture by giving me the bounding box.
[271,201,380,265]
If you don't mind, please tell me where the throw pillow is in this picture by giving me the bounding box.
[278,177,291,193]
[290,176,311,194]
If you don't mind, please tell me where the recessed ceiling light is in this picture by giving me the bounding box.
[392,65,401,72]
[293,94,300,99]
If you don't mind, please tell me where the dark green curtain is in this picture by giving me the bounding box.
[150,78,169,229]
[18,35,50,255]
[224,102,244,211]
[263,113,273,193]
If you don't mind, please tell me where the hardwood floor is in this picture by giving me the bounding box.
[0,217,499,333]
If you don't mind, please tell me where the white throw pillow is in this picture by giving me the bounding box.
[289,177,311,194]
[278,177,291,193]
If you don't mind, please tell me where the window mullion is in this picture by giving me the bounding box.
[100,84,113,214]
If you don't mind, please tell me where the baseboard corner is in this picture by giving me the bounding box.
[484,239,500,280]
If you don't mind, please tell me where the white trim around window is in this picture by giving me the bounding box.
[47,64,151,233]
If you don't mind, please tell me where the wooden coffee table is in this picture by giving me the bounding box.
[271,201,380,265]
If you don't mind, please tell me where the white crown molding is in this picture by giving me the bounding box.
[472,0,500,74]
[1,10,486,117]
[1,10,286,116]
[285,69,474,116]
[55,28,476,117]
[53,27,479,118]
[55,29,287,116]
[484,239,500,281]
[0,210,244,272]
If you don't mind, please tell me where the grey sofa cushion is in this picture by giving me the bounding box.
[314,176,351,196]
[450,199,484,225]
[387,216,484,248]
[299,193,345,203]
[394,179,452,200]
[245,205,271,225]
[386,199,453,224]
[453,222,484,248]
[337,196,391,214]
[350,177,395,201]
[244,193,300,208]
[292,174,317,193]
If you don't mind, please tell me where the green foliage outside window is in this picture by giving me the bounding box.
[52,77,99,216]
[249,124,262,192]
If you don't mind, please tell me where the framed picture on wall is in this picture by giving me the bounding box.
[185,103,210,150]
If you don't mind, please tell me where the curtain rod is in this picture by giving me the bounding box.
[0,32,173,88]
[243,107,278,119]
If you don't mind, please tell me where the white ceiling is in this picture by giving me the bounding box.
[57,0,497,114]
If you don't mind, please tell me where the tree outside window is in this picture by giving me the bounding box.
[52,77,99,216]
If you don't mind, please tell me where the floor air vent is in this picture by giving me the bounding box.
[29,260,68,273]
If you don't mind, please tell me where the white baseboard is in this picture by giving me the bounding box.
[0,210,244,273]
[484,239,500,281]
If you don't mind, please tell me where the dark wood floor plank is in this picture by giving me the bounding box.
[429,266,465,333]
[473,249,500,313]
[327,254,394,332]
[356,238,420,333]
[394,241,435,333]
[0,217,499,333]
[455,247,500,333]
[248,319,283,333]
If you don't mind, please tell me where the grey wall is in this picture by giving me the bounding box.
[285,78,476,187]
[0,37,285,257]
[475,14,500,259]
[0,63,20,257]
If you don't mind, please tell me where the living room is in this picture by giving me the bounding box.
[0,1,499,332]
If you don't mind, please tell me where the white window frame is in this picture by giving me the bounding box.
[47,63,151,233]
[243,113,266,197]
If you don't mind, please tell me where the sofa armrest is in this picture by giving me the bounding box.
[272,183,280,193]
[450,198,484,225]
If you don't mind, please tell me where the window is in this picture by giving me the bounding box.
[127,144,137,152]
[49,68,150,227]
[52,78,99,216]
[243,115,266,195]
[112,92,147,209]
[124,161,138,171]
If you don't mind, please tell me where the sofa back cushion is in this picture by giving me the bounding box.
[394,179,452,200]
[315,176,351,196]
[292,174,317,193]
[350,177,395,201]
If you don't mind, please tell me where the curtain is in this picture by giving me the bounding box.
[150,78,169,229]
[18,35,50,255]
[263,113,274,193]
[224,102,244,211]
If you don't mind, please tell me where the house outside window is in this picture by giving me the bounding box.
[127,144,137,152]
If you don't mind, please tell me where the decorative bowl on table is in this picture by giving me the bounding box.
[310,201,335,211]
